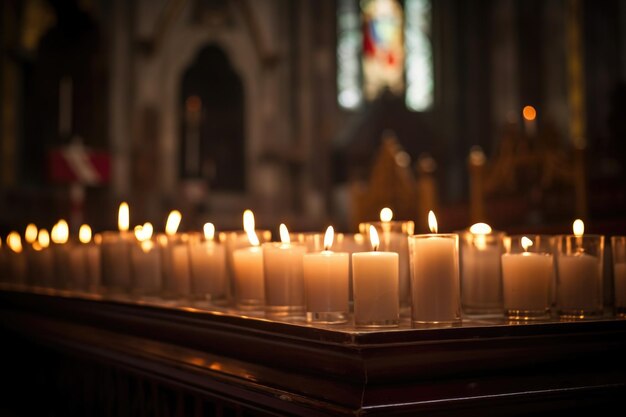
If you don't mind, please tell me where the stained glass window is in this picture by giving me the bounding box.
[336,0,433,112]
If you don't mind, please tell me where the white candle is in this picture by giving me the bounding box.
[557,253,601,312]
[101,203,133,294]
[263,224,306,318]
[170,243,191,296]
[160,210,192,299]
[189,224,227,303]
[35,229,54,287]
[352,226,399,327]
[615,262,626,314]
[131,223,161,296]
[409,211,461,325]
[303,226,349,324]
[51,220,71,289]
[232,210,265,310]
[6,232,27,284]
[501,236,553,319]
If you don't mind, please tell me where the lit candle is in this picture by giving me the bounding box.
[352,225,399,327]
[24,223,39,285]
[232,210,265,311]
[555,220,604,319]
[6,231,27,283]
[501,236,554,320]
[303,226,350,324]
[262,223,307,318]
[36,229,55,287]
[51,219,71,289]
[67,224,91,291]
[458,222,504,315]
[523,105,537,138]
[189,223,227,304]
[101,202,133,294]
[409,211,461,325]
[160,210,191,299]
[130,222,162,297]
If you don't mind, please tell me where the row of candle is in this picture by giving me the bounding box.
[1,204,626,326]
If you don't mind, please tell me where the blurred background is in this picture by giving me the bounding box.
[0,0,625,236]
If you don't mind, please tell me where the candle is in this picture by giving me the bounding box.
[160,210,191,299]
[359,208,415,316]
[303,226,350,324]
[24,223,39,285]
[612,236,626,317]
[555,220,604,319]
[352,225,399,327]
[262,224,307,319]
[101,202,133,295]
[130,222,161,297]
[501,235,554,320]
[458,223,505,315]
[523,105,537,138]
[51,219,71,290]
[6,231,27,284]
[67,224,90,291]
[189,223,227,304]
[409,211,461,325]
[35,229,55,287]
[232,210,265,311]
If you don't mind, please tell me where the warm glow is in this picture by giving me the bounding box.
[32,242,42,251]
[135,222,154,242]
[38,229,50,248]
[573,219,584,237]
[25,223,38,244]
[243,209,255,233]
[204,223,215,241]
[369,225,380,251]
[380,207,393,222]
[165,210,182,236]
[521,236,533,252]
[51,220,69,244]
[324,226,334,251]
[469,222,492,235]
[118,202,129,232]
[94,233,102,245]
[246,229,260,247]
[279,223,290,244]
[428,210,438,234]
[79,224,92,244]
[7,232,23,253]
[523,105,537,121]
[354,233,365,245]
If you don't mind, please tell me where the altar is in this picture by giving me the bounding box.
[1,286,625,416]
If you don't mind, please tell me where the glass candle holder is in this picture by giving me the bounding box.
[359,221,414,315]
[409,233,461,326]
[352,250,400,327]
[100,231,133,294]
[555,234,604,319]
[262,242,307,319]
[130,239,162,298]
[303,250,350,324]
[611,236,626,317]
[188,234,227,305]
[159,234,192,300]
[458,230,505,316]
[501,235,554,321]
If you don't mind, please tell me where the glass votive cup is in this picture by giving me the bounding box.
[501,235,554,321]
[158,233,192,300]
[262,242,307,319]
[409,233,461,326]
[458,230,505,316]
[360,221,414,316]
[130,239,162,298]
[555,234,604,319]
[303,250,350,324]
[100,231,133,295]
[188,233,227,305]
[611,236,626,317]
[352,250,400,327]
[232,244,265,311]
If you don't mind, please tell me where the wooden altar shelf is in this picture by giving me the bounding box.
[1,286,626,416]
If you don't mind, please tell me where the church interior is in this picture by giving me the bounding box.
[1,0,626,416]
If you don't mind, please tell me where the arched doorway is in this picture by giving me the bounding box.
[179,44,245,192]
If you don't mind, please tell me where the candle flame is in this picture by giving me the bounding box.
[523,105,537,121]
[428,210,438,234]
[7,231,23,253]
[25,223,38,244]
[243,209,255,233]
[38,229,50,248]
[118,202,129,232]
[79,224,92,244]
[94,233,102,245]
[573,219,584,237]
[204,222,215,241]
[165,210,182,236]
[469,222,492,235]
[135,222,154,242]
[51,220,69,244]
[521,236,533,252]
[246,229,260,247]
[324,226,334,251]
[380,207,393,222]
[369,225,380,251]
[32,242,42,251]
[279,223,290,244]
